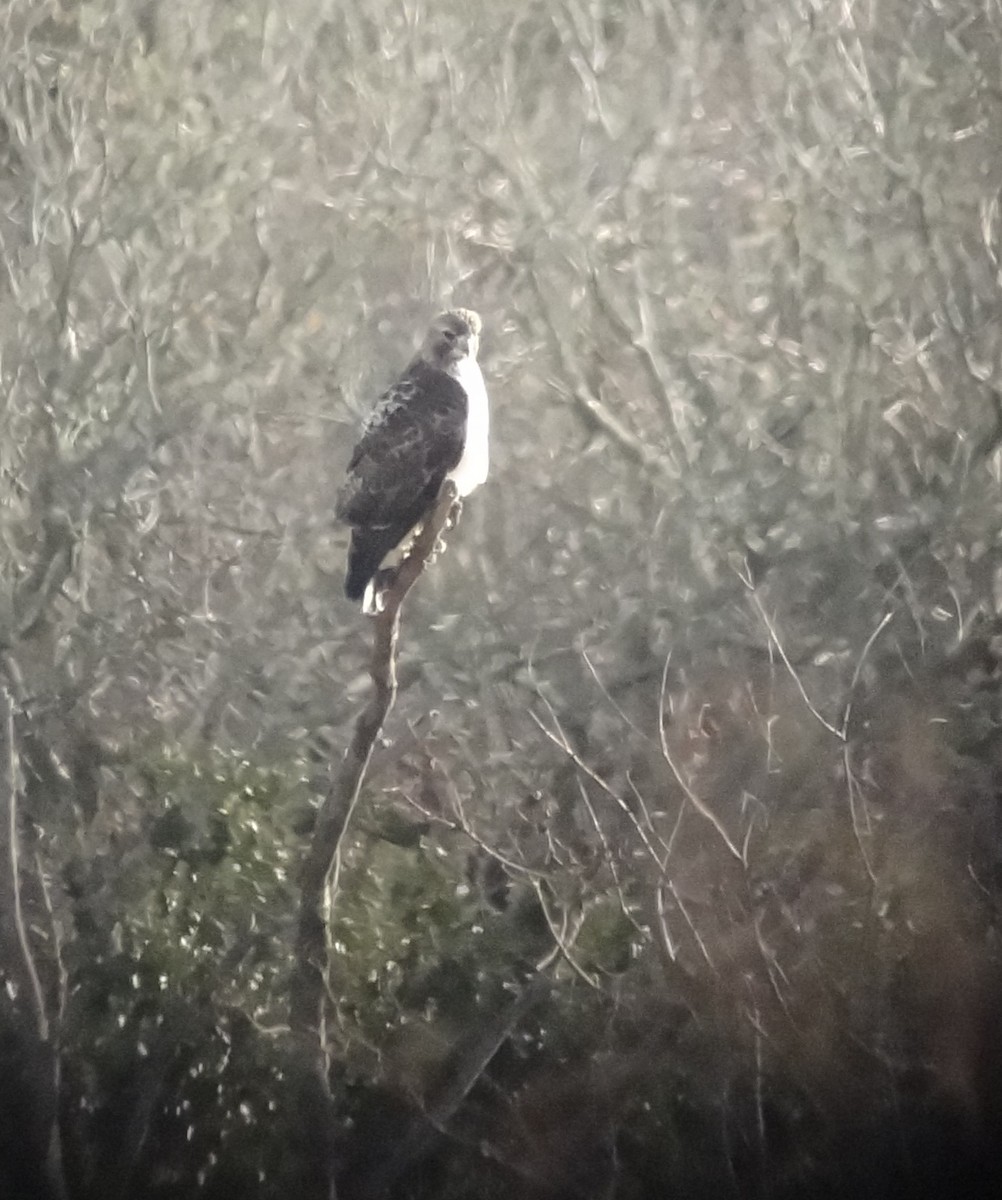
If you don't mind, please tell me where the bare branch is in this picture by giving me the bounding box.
[289,481,460,1198]
[667,879,717,974]
[657,656,743,862]
[736,564,844,741]
[529,708,669,871]
[13,511,75,642]
[532,880,600,988]
[0,689,67,1200]
[351,974,551,1200]
[840,610,893,738]
[587,270,695,463]
[574,776,648,942]
[843,741,877,885]
[0,689,48,1039]
[526,267,680,477]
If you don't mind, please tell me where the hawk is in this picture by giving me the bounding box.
[335,309,489,611]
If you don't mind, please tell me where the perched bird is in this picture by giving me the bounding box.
[335,309,489,611]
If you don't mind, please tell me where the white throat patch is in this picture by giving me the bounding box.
[446,356,490,497]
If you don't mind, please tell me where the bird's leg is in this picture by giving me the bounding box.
[363,568,396,615]
[431,501,462,557]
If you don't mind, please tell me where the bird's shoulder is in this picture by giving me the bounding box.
[341,361,468,488]
[361,358,467,438]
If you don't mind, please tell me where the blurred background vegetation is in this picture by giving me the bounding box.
[2,0,1002,1197]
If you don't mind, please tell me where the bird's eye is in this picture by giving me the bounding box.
[442,329,457,342]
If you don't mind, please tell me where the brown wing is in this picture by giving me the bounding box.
[336,360,467,530]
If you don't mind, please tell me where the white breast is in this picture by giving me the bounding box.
[446,356,490,497]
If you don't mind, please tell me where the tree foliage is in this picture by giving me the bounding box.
[2,1,1002,1198]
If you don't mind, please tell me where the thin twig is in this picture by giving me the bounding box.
[529,709,667,871]
[654,882,678,963]
[840,611,893,737]
[575,776,648,942]
[526,267,679,476]
[625,771,673,860]
[736,566,844,740]
[657,656,743,862]
[532,881,600,988]
[581,648,657,746]
[843,741,876,885]
[35,851,67,1038]
[439,776,547,882]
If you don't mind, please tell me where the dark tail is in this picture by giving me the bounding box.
[345,527,406,601]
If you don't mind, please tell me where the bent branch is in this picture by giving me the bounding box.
[289,481,460,1197]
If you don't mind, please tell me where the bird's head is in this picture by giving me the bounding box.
[420,308,481,370]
